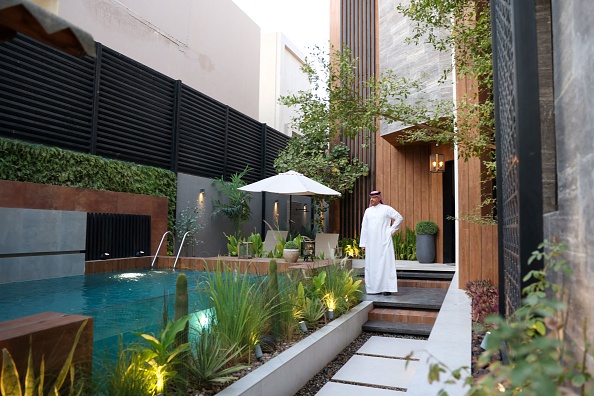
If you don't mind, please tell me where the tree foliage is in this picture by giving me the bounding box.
[274,130,368,231]
[398,0,494,163]
[279,46,454,146]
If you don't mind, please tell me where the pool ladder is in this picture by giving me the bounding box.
[150,231,194,270]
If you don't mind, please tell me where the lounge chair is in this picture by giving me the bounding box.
[263,230,288,255]
[314,233,339,259]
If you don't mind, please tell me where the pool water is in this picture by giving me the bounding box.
[0,269,212,355]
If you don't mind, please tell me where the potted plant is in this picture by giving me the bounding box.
[283,240,300,263]
[415,220,438,263]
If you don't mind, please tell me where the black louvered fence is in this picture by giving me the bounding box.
[0,34,289,183]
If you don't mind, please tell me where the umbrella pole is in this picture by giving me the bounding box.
[289,195,292,236]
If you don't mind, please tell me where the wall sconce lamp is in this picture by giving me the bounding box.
[430,153,445,173]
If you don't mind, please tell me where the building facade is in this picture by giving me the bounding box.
[330,0,498,287]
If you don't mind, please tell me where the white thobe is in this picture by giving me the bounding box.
[359,204,404,294]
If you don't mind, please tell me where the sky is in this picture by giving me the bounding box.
[231,0,330,55]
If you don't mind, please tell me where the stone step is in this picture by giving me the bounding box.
[362,287,447,310]
[362,320,432,337]
[368,307,438,325]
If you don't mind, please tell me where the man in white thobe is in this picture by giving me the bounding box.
[360,191,403,295]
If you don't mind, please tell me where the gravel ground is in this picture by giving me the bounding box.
[189,330,427,395]
[189,328,491,395]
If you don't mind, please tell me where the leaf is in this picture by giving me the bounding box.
[1,349,22,396]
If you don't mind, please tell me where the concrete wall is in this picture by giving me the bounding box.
[177,173,312,256]
[0,208,86,283]
[259,32,309,135]
[378,0,453,136]
[543,0,594,370]
[57,0,261,118]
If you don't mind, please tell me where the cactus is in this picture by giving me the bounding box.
[174,273,189,341]
[174,273,189,390]
[269,260,281,339]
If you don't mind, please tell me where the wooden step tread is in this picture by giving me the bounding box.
[369,308,438,324]
[362,320,432,337]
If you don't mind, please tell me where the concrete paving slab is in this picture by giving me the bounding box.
[357,336,427,360]
[331,355,418,389]
[315,381,404,395]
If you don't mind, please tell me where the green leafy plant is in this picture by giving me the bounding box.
[224,233,243,257]
[247,232,264,257]
[135,316,191,395]
[175,203,205,256]
[203,262,276,362]
[211,166,252,237]
[342,237,363,259]
[187,327,249,389]
[0,138,178,252]
[97,339,154,396]
[393,227,417,260]
[415,221,438,235]
[428,240,594,395]
[1,320,88,396]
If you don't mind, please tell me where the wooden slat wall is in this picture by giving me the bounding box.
[377,133,497,286]
[455,70,499,287]
[377,138,452,264]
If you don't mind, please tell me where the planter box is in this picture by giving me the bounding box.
[217,301,374,396]
[351,258,365,269]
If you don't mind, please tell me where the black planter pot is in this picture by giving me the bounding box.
[416,234,436,263]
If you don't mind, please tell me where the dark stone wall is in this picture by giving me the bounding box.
[544,0,594,368]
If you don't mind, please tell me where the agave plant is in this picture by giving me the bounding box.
[187,327,249,389]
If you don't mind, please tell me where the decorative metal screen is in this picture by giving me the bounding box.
[492,0,544,316]
[86,213,150,261]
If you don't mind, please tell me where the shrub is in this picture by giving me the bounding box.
[415,220,438,235]
[465,279,499,325]
[284,240,299,250]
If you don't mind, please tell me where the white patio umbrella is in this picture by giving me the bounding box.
[238,170,341,196]
[238,170,340,234]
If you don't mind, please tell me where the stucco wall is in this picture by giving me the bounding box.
[543,0,594,369]
[57,0,261,118]
[259,32,308,134]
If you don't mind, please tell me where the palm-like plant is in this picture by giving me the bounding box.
[211,166,252,237]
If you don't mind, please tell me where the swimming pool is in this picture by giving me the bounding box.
[0,269,212,351]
